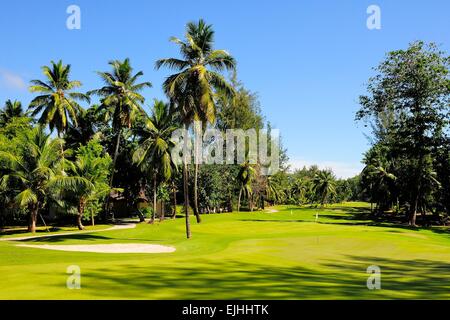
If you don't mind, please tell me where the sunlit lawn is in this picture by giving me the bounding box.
[1,202,449,299]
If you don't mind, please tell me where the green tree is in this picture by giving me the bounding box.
[0,100,25,127]
[51,138,112,230]
[312,170,336,206]
[28,60,90,138]
[237,161,255,212]
[133,100,178,223]
[156,19,236,234]
[0,126,63,233]
[88,58,152,217]
[357,41,450,225]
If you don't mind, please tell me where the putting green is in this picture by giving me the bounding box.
[0,202,449,299]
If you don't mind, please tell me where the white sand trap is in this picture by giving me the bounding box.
[16,243,176,254]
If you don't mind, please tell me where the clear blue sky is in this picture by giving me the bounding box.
[1,0,449,177]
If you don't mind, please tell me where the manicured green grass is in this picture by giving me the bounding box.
[1,202,449,299]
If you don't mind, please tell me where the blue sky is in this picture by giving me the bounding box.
[0,0,449,177]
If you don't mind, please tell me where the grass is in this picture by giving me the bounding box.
[0,202,449,299]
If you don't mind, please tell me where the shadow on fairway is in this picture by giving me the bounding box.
[56,256,450,299]
[241,205,450,236]
[16,233,167,243]
[17,234,112,243]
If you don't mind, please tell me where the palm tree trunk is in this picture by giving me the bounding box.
[91,208,95,226]
[105,127,122,221]
[238,188,242,212]
[28,203,38,234]
[410,195,419,226]
[160,203,165,222]
[193,163,201,223]
[172,186,177,219]
[227,192,233,212]
[77,199,86,230]
[149,173,156,224]
[183,123,191,239]
[183,162,191,238]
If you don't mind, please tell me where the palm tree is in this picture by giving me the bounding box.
[312,170,336,206]
[237,161,255,212]
[0,100,24,127]
[290,178,308,205]
[64,106,103,149]
[265,176,283,206]
[28,60,90,138]
[0,126,63,233]
[156,19,236,231]
[362,161,396,213]
[50,140,112,230]
[133,100,178,223]
[88,58,152,217]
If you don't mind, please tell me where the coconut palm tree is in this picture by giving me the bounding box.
[237,161,255,212]
[88,58,152,217]
[28,60,90,138]
[362,161,397,213]
[312,171,337,207]
[156,19,236,230]
[290,178,308,205]
[265,176,283,206]
[0,100,24,127]
[0,126,63,233]
[133,100,178,223]
[50,139,112,230]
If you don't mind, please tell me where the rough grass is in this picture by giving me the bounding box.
[0,202,449,299]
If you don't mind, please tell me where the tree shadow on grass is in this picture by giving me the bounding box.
[242,205,450,236]
[0,227,63,237]
[17,234,113,243]
[45,255,450,299]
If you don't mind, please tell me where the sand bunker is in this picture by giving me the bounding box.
[16,243,176,254]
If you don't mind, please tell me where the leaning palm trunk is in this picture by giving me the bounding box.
[237,188,242,212]
[77,198,86,230]
[410,195,419,226]
[172,187,177,219]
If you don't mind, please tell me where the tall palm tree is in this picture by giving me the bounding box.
[237,161,255,212]
[312,171,337,207]
[28,60,90,138]
[88,58,152,217]
[0,100,24,127]
[133,100,178,223]
[0,126,63,233]
[156,19,236,232]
